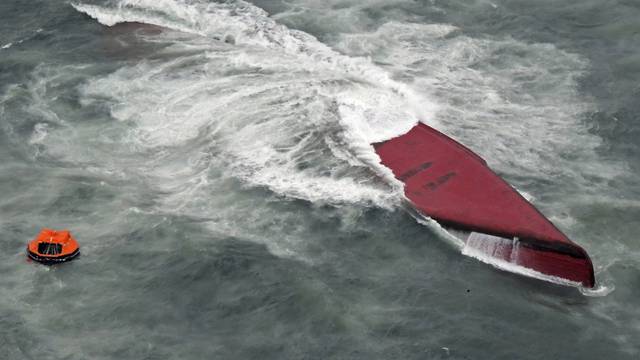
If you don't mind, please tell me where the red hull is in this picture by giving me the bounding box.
[373,123,594,287]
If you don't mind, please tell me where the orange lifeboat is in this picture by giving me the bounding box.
[27,229,80,264]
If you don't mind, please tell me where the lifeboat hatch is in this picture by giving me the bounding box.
[37,242,63,256]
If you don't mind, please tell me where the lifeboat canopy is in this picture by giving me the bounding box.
[27,229,80,264]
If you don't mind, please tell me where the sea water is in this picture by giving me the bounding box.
[1,0,639,358]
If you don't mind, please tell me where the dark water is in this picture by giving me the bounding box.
[1,0,639,359]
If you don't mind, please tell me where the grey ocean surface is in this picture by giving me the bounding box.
[1,0,639,359]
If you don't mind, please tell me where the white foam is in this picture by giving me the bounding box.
[72,2,201,34]
[29,123,50,144]
[335,21,624,187]
[72,1,434,131]
[72,0,431,208]
[412,209,599,290]
[579,283,615,297]
[461,239,583,288]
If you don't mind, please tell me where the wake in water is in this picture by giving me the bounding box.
[71,0,436,209]
[22,0,612,292]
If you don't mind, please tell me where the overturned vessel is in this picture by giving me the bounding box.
[373,123,595,287]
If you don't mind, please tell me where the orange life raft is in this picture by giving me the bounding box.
[27,229,80,264]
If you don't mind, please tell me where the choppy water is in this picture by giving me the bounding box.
[1,0,639,358]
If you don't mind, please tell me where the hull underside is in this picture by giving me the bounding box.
[374,123,595,287]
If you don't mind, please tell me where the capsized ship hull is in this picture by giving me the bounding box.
[373,123,595,287]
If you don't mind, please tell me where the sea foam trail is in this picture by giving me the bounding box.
[71,0,434,143]
[71,0,440,209]
[334,21,620,183]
